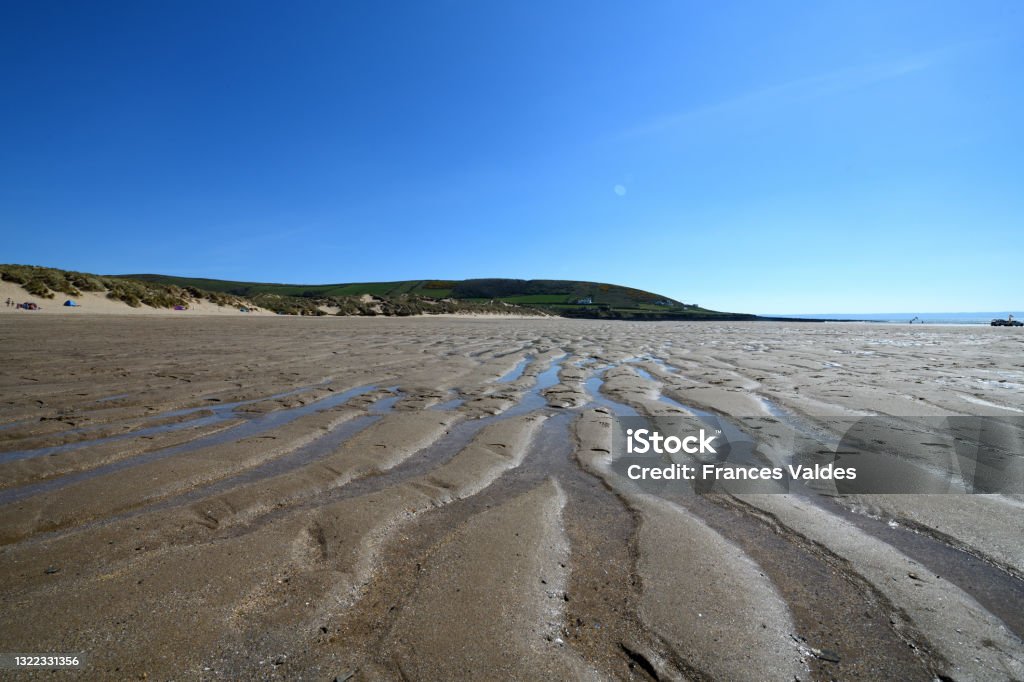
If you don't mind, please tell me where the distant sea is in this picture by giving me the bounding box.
[766,312,1024,325]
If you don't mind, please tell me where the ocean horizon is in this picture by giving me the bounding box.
[764,312,1023,325]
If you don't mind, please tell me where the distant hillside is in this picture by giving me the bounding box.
[2,264,760,319]
[121,274,755,320]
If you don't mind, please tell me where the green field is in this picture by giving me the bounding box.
[497,294,572,304]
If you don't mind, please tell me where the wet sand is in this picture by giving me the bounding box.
[0,316,1021,680]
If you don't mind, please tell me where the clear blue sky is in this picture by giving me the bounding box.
[2,1,1021,313]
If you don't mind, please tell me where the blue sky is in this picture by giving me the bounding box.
[2,1,1021,313]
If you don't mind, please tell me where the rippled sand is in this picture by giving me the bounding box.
[0,316,1021,680]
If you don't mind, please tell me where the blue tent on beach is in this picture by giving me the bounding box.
[64,300,78,307]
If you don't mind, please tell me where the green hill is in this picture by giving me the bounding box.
[2,264,758,319]
[120,274,752,319]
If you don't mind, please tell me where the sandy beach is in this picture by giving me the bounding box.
[0,316,1021,680]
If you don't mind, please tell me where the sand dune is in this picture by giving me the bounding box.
[0,282,271,316]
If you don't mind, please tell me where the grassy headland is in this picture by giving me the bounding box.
[3,264,759,319]
[122,273,756,319]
